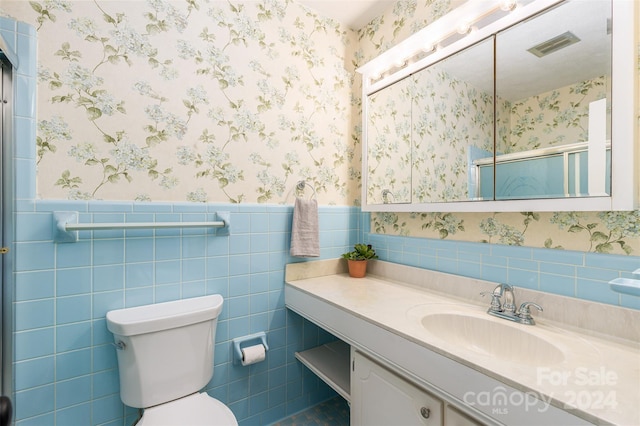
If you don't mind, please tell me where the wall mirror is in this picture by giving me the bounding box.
[366,77,412,204]
[492,0,611,200]
[411,37,494,203]
[358,0,636,212]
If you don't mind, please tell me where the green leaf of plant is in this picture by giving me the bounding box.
[86,107,102,121]
[102,13,116,24]
[595,243,613,253]
[146,135,161,146]
[30,2,43,13]
[146,24,159,34]
[590,231,608,242]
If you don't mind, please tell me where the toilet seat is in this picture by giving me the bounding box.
[138,392,238,426]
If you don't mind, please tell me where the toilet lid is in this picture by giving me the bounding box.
[139,392,238,426]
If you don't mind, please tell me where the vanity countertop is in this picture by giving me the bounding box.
[285,260,640,426]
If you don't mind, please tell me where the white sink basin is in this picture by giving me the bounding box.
[406,304,569,366]
[419,312,565,366]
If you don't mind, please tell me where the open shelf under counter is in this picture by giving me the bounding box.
[294,340,350,402]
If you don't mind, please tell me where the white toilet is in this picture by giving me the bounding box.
[106,294,238,426]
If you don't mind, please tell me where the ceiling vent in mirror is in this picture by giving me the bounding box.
[527,31,581,57]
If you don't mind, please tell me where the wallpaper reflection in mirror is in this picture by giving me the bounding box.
[492,0,611,200]
[412,37,494,203]
[366,77,412,205]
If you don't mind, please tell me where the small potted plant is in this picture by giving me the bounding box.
[341,244,378,278]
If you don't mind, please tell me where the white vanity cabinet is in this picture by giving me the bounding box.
[351,349,443,425]
[284,260,639,425]
[295,340,489,426]
[351,349,485,426]
[444,405,484,426]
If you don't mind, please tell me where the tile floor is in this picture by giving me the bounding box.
[272,397,349,426]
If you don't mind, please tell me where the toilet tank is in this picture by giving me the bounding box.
[106,295,224,408]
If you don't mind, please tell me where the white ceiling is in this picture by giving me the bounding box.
[441,0,610,101]
[297,0,394,29]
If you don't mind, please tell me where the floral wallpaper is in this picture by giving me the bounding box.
[3,0,640,255]
[411,43,494,203]
[501,76,607,154]
[366,76,412,204]
[3,0,360,204]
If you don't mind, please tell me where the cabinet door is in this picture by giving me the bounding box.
[351,351,443,425]
[444,404,484,426]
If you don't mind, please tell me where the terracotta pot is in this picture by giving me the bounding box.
[347,259,368,278]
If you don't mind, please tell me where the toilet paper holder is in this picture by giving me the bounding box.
[232,332,269,365]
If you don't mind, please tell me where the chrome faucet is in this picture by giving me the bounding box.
[480,283,512,313]
[501,284,516,314]
[480,284,543,325]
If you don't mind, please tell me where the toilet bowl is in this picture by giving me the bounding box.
[138,392,237,426]
[106,295,238,425]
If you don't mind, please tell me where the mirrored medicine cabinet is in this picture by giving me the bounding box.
[357,0,637,212]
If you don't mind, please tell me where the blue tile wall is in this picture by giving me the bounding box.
[362,211,640,311]
[16,208,638,425]
[13,202,358,426]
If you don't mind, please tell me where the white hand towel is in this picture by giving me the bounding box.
[290,197,320,257]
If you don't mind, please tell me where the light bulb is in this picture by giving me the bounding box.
[457,22,472,34]
[394,59,407,68]
[500,0,517,11]
[423,43,436,53]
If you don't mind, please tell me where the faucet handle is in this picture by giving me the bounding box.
[480,291,502,312]
[516,302,543,324]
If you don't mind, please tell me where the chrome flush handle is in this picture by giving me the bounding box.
[111,340,126,350]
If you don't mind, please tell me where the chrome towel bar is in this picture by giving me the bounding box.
[63,221,225,231]
[53,210,230,243]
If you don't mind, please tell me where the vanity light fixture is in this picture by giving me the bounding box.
[358,0,521,89]
[455,1,519,36]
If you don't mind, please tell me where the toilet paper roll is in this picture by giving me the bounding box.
[241,344,266,366]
